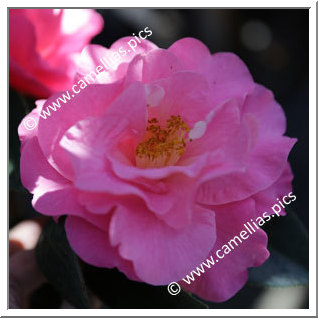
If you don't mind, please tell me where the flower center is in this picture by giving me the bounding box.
[135,115,190,168]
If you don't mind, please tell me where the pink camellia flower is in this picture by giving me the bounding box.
[19,37,296,302]
[9,9,103,98]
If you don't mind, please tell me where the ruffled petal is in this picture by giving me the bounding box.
[20,137,84,216]
[37,83,122,180]
[109,202,216,285]
[181,199,269,302]
[65,215,139,281]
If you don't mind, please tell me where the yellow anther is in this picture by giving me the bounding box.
[135,115,190,168]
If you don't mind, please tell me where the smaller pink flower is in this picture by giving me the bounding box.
[9,9,103,98]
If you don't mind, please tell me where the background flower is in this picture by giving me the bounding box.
[9,9,103,98]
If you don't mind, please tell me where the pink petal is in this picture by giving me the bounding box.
[242,84,287,136]
[196,133,296,205]
[181,199,269,302]
[168,37,211,70]
[125,49,183,84]
[147,71,211,126]
[9,11,38,66]
[9,60,53,98]
[203,52,255,106]
[37,83,122,180]
[65,215,139,281]
[253,163,294,216]
[23,9,63,54]
[185,98,241,158]
[37,9,103,69]
[20,137,84,216]
[77,191,117,215]
[170,38,255,107]
[109,202,216,285]
[9,9,103,98]
[18,101,44,147]
[76,37,157,84]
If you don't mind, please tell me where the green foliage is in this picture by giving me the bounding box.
[36,217,207,308]
[83,264,207,309]
[248,207,309,287]
[36,218,90,309]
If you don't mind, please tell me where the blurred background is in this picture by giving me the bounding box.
[9,9,309,309]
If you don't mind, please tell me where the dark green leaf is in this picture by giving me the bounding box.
[9,159,14,175]
[36,218,90,308]
[9,188,38,228]
[262,206,309,269]
[248,249,308,287]
[9,89,36,190]
[83,264,207,309]
[9,89,25,189]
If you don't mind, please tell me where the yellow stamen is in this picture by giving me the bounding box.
[136,115,190,168]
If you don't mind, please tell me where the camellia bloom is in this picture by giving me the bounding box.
[9,9,103,98]
[19,37,296,302]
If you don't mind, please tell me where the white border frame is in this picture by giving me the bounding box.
[2,0,316,316]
